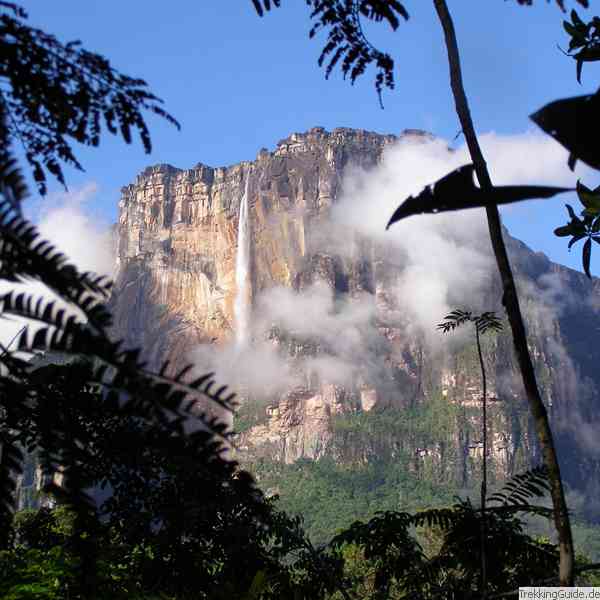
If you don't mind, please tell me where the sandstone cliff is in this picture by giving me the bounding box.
[109,127,600,509]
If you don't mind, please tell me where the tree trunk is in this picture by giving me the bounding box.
[432,0,574,586]
[475,326,488,598]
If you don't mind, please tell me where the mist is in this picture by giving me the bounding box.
[193,130,587,406]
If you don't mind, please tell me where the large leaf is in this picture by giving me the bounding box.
[576,180,600,215]
[386,164,572,228]
[530,90,600,171]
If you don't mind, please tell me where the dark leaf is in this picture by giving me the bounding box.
[576,51,589,83]
[251,0,264,16]
[577,180,600,215]
[511,0,588,11]
[571,8,585,28]
[530,90,600,171]
[568,232,587,248]
[563,20,578,36]
[583,237,593,277]
[250,0,408,104]
[386,164,572,227]
[554,225,573,237]
[566,204,579,222]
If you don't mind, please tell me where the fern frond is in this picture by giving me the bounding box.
[488,466,551,506]
[437,309,473,333]
[486,504,554,519]
[1,292,84,332]
[438,309,503,336]
[0,208,112,331]
[251,0,282,16]
[0,8,179,195]
[410,506,462,530]
[475,311,503,335]
[18,329,235,436]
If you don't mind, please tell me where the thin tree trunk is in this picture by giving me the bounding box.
[432,0,574,586]
[475,326,488,599]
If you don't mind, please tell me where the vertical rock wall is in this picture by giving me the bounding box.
[109,127,600,497]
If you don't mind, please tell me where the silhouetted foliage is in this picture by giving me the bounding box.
[0,2,179,196]
[386,164,571,227]
[1,359,273,598]
[437,310,503,336]
[437,309,503,599]
[553,181,600,277]
[328,469,561,600]
[253,0,409,105]
[5,462,589,599]
[529,6,600,278]
[252,1,587,106]
[488,465,551,508]
[561,9,600,83]
[0,5,234,596]
[531,90,600,173]
[531,77,600,279]
[515,0,588,9]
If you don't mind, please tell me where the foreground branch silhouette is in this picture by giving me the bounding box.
[432,0,574,584]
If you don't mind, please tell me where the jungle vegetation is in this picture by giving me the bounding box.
[1,0,600,597]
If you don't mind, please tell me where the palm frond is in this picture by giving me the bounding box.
[475,312,503,335]
[438,309,503,336]
[437,309,473,333]
[410,505,464,530]
[488,466,551,507]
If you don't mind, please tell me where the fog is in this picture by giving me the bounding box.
[193,130,587,403]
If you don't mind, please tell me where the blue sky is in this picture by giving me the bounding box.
[18,1,600,273]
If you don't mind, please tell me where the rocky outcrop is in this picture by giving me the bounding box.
[109,127,600,508]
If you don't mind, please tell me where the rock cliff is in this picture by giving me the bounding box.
[109,127,600,511]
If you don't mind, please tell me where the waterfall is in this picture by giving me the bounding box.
[234,175,251,347]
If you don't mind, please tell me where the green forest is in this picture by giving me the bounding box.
[2,0,600,598]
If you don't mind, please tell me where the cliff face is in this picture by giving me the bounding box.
[110,127,600,507]
[112,126,394,356]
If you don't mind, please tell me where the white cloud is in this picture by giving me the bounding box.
[36,182,115,277]
[326,130,588,338]
[192,282,377,401]
[256,282,374,353]
[193,339,298,399]
[476,130,591,187]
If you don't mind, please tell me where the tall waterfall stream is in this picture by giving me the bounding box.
[234,175,251,348]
